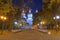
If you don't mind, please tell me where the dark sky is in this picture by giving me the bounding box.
[12,0,42,14]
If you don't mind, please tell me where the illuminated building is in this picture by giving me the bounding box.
[21,9,33,25]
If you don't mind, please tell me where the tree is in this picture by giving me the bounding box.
[33,0,59,26]
[0,0,12,15]
[0,0,13,31]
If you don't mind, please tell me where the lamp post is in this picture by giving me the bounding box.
[40,21,45,29]
[53,16,60,25]
[53,16,60,32]
[0,16,7,34]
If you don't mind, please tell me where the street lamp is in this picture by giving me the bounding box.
[53,16,60,31]
[0,16,7,21]
[40,21,45,25]
[0,16,7,34]
[56,16,60,19]
[4,17,7,20]
[36,10,38,13]
[53,16,60,20]
[1,16,4,19]
[40,21,45,29]
[29,10,31,13]
[14,22,18,25]
[53,17,55,19]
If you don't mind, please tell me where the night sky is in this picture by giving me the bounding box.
[12,0,43,25]
[12,0,42,14]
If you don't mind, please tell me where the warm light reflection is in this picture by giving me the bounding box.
[48,31,51,35]
[37,24,39,26]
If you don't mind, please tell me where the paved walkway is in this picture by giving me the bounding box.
[0,30,60,40]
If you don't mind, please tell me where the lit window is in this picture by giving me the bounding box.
[27,14,33,18]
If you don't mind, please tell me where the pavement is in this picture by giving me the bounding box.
[0,29,60,40]
[0,30,11,35]
[48,29,60,36]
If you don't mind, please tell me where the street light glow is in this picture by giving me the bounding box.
[14,22,18,24]
[20,24,22,26]
[53,17,55,19]
[0,16,7,20]
[56,16,60,19]
[1,16,4,19]
[37,24,39,26]
[40,22,43,24]
[22,10,25,13]
[40,21,45,24]
[29,10,31,13]
[4,17,7,20]
[36,10,38,13]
